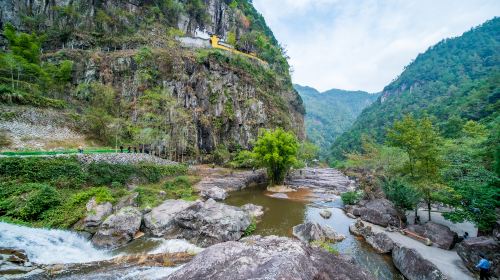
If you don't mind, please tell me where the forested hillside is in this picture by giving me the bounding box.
[294,84,377,158]
[331,17,499,162]
[0,0,304,162]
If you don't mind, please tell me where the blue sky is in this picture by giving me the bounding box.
[252,0,500,92]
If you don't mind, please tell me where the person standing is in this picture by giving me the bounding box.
[120,145,124,153]
[127,146,131,153]
[476,253,491,280]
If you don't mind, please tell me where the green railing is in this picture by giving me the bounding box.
[0,148,116,156]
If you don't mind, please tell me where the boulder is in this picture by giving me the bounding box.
[166,235,375,280]
[143,200,194,236]
[292,222,345,243]
[241,203,264,219]
[493,219,500,241]
[347,199,405,227]
[392,245,446,280]
[456,236,500,278]
[0,248,42,278]
[200,186,227,200]
[113,192,138,211]
[365,232,394,253]
[407,221,458,250]
[91,207,142,249]
[349,219,372,237]
[80,198,113,233]
[320,209,332,219]
[168,199,252,247]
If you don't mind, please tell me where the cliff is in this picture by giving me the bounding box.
[0,0,304,160]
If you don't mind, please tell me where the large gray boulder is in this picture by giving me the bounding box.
[392,245,446,280]
[347,199,405,227]
[80,198,113,233]
[407,221,458,250]
[200,186,227,200]
[168,199,252,247]
[143,200,194,236]
[456,236,500,278]
[91,207,142,249]
[365,232,394,254]
[292,222,345,243]
[166,235,375,280]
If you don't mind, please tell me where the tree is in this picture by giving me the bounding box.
[252,128,299,185]
[297,141,319,167]
[387,115,446,221]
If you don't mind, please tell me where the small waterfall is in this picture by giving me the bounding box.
[0,222,112,264]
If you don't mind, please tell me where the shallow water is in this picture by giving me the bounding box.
[225,186,405,280]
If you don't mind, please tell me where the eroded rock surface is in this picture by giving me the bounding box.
[241,203,264,219]
[407,221,458,250]
[91,207,142,249]
[143,200,195,237]
[456,236,500,278]
[346,199,405,227]
[194,169,267,192]
[285,168,356,193]
[392,245,446,280]
[365,232,394,254]
[292,222,345,243]
[80,198,113,233]
[166,235,375,280]
[200,186,227,200]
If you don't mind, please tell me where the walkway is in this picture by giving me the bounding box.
[369,223,474,280]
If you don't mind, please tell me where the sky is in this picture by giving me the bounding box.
[252,0,500,93]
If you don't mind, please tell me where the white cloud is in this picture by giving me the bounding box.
[253,0,500,92]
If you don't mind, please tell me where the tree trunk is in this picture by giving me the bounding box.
[427,201,432,221]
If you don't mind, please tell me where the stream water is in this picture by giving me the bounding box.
[225,186,405,280]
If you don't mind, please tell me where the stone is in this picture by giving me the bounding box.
[456,236,500,278]
[347,199,405,227]
[365,232,394,253]
[349,219,372,237]
[166,235,375,280]
[81,198,113,233]
[320,209,332,219]
[346,212,356,219]
[143,200,195,237]
[292,222,345,243]
[91,207,142,249]
[0,248,28,264]
[169,199,252,247]
[392,245,446,280]
[285,168,356,193]
[113,192,138,212]
[200,186,227,200]
[407,221,458,250]
[241,203,264,219]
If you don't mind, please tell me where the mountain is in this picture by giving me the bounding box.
[330,17,500,162]
[0,0,304,160]
[294,84,378,158]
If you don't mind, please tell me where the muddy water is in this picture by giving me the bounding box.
[225,185,404,280]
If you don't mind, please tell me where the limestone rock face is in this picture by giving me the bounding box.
[407,221,458,250]
[392,245,446,280]
[456,236,500,278]
[200,186,227,200]
[143,200,195,237]
[347,199,405,227]
[292,222,345,243]
[170,199,252,247]
[81,198,113,233]
[91,207,142,249]
[166,235,375,280]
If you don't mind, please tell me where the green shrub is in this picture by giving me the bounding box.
[311,240,339,255]
[229,150,256,169]
[213,145,231,165]
[341,191,362,205]
[381,177,420,211]
[244,218,257,236]
[87,162,135,186]
[21,184,61,220]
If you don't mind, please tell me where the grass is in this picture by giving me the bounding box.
[0,148,116,156]
[136,175,200,209]
[310,240,339,255]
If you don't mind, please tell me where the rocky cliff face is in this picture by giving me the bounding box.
[0,0,304,158]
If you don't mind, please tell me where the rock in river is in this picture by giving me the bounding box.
[79,197,113,233]
[200,186,227,200]
[92,207,142,249]
[456,236,500,278]
[241,203,264,219]
[407,221,458,250]
[143,200,195,237]
[293,222,345,243]
[166,235,375,280]
[320,209,332,219]
[170,199,252,247]
[392,245,446,280]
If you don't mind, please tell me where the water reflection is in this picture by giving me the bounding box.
[225,186,404,280]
